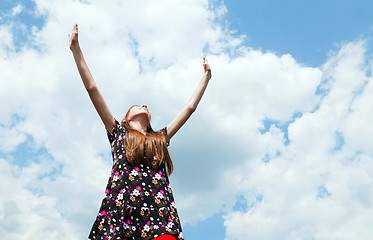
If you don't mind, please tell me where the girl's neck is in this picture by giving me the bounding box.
[129,118,148,135]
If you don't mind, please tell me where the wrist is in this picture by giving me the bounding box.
[70,43,81,52]
[204,71,211,79]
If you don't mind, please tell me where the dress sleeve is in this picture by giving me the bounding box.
[107,118,125,144]
[161,127,170,146]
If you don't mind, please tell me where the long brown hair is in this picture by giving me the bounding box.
[121,106,173,176]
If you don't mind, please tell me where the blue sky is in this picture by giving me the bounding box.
[1,1,373,240]
[2,0,373,63]
[225,0,373,66]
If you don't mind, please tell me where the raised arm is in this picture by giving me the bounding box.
[69,24,114,133]
[166,56,212,141]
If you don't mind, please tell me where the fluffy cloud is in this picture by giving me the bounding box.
[0,158,81,239]
[0,0,238,239]
[0,1,372,240]
[223,41,373,239]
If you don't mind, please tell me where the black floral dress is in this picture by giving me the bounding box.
[88,119,184,240]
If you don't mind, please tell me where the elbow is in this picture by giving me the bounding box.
[187,105,197,114]
[86,85,98,94]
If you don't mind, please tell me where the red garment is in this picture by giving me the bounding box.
[154,235,177,240]
[122,234,176,240]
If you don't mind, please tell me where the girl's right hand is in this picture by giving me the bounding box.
[203,55,212,80]
[68,24,79,50]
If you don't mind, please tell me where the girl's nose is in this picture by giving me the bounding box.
[141,104,147,108]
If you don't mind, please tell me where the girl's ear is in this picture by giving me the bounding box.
[122,117,131,123]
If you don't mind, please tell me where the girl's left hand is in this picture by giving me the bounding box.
[203,55,212,80]
[68,23,79,50]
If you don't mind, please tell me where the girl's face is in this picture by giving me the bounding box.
[127,104,151,122]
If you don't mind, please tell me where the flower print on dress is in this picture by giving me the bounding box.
[113,175,119,182]
[117,193,123,200]
[154,172,162,180]
[88,119,184,240]
[167,220,174,230]
[131,169,139,176]
[156,190,165,199]
[143,221,151,232]
[132,188,140,197]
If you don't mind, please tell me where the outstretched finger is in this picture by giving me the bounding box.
[73,24,78,33]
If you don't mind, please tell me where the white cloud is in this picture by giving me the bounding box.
[0,1,373,240]
[223,41,373,240]
[0,25,14,53]
[0,158,81,239]
[1,0,241,238]
[11,4,24,17]
[0,125,27,153]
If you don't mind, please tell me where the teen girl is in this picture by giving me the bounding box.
[69,24,212,240]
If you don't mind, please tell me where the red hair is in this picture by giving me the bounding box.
[121,106,173,176]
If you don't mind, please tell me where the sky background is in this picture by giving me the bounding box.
[1,0,373,239]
